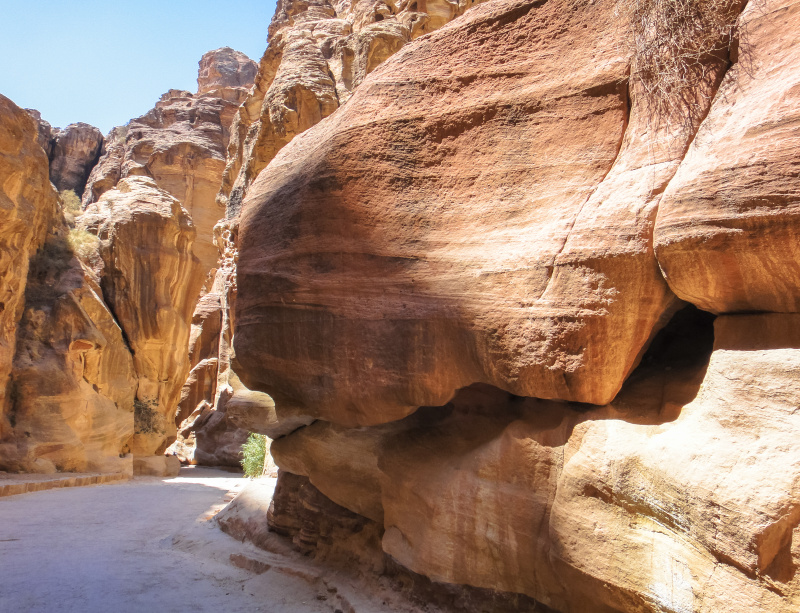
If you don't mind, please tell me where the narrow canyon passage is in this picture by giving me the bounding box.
[0,469,339,613]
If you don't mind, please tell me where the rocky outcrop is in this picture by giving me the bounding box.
[234,0,700,426]
[49,123,104,197]
[23,111,105,198]
[223,0,800,610]
[198,47,258,95]
[219,0,485,215]
[1,235,136,474]
[654,0,800,314]
[0,95,58,432]
[84,49,257,274]
[80,176,202,460]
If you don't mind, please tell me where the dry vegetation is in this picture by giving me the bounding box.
[627,0,746,131]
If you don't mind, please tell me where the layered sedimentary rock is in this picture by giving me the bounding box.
[219,0,484,215]
[224,0,800,610]
[654,0,800,314]
[84,48,257,273]
[234,0,702,427]
[80,176,202,458]
[1,234,136,474]
[0,95,58,430]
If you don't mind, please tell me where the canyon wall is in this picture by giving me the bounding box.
[0,48,256,476]
[179,0,478,466]
[223,0,800,610]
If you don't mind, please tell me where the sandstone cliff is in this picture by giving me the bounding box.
[222,0,800,610]
[176,0,485,468]
[24,111,105,198]
[0,95,58,436]
[84,47,257,274]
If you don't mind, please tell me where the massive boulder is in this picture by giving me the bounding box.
[81,176,202,460]
[0,95,57,431]
[84,49,257,274]
[221,0,800,610]
[233,0,713,427]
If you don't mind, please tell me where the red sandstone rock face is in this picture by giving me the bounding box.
[654,0,800,314]
[219,0,484,215]
[235,0,688,426]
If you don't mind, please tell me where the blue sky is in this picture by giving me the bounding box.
[0,0,276,134]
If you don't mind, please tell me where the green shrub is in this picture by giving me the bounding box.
[67,228,100,260]
[241,433,267,478]
[60,189,82,214]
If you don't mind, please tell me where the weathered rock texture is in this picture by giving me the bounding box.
[219,0,485,215]
[0,95,57,433]
[235,0,702,426]
[1,237,136,474]
[84,48,257,274]
[654,0,800,314]
[48,123,104,197]
[225,0,800,610]
[80,176,202,459]
[23,111,105,198]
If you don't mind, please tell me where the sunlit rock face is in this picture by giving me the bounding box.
[0,95,57,432]
[221,0,800,610]
[81,176,202,460]
[233,0,705,426]
[84,49,257,275]
[219,0,487,216]
[654,0,800,314]
[1,240,136,475]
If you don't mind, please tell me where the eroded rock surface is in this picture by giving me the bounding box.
[81,176,202,459]
[0,95,57,431]
[654,0,800,314]
[84,49,256,274]
[235,0,695,427]
[1,238,136,474]
[219,0,485,215]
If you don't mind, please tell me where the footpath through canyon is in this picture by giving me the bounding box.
[1,0,800,611]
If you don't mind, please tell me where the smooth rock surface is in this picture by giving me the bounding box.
[654,0,800,313]
[235,0,687,427]
[81,176,203,457]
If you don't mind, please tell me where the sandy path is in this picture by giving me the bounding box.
[0,467,339,613]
